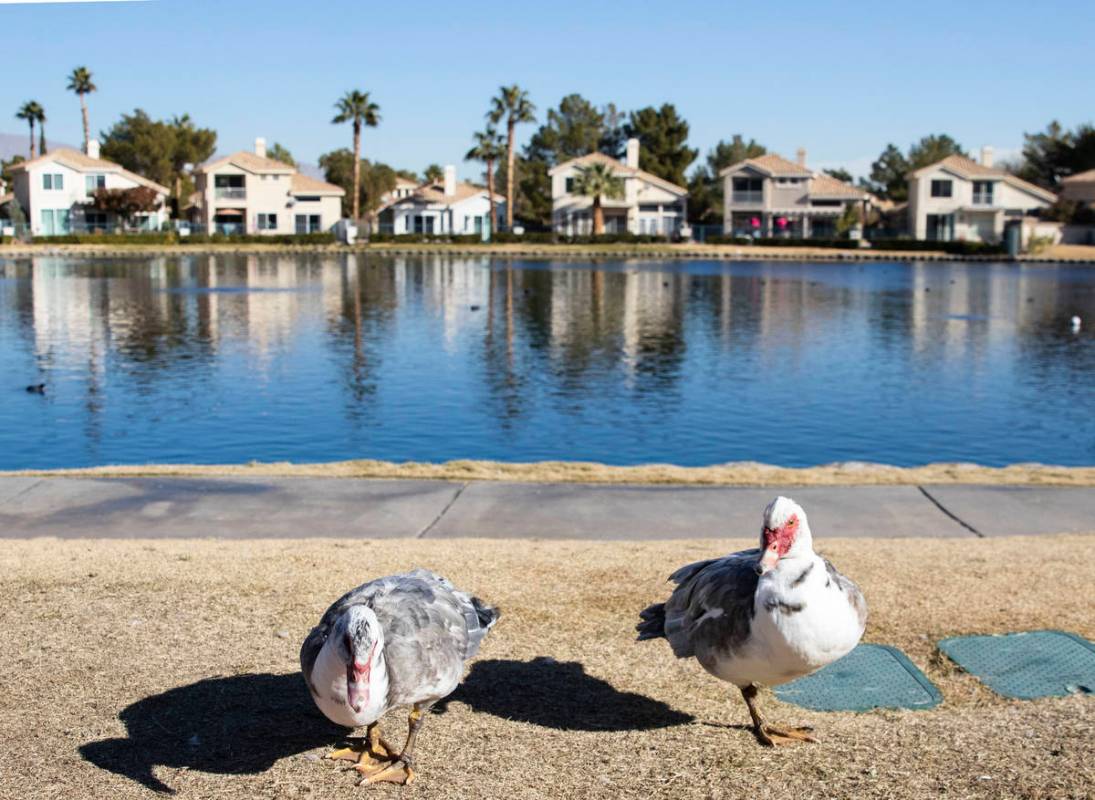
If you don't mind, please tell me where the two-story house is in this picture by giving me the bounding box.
[10,140,170,235]
[720,150,867,238]
[549,139,688,236]
[375,165,504,236]
[907,148,1056,242]
[194,138,344,235]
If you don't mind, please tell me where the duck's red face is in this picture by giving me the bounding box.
[758,514,799,575]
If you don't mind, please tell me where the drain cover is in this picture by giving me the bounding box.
[938,630,1095,700]
[774,644,941,711]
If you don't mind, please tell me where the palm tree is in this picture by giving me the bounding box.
[332,90,380,222]
[67,66,97,152]
[488,85,535,232]
[573,162,624,235]
[16,101,43,159]
[37,105,47,156]
[465,127,504,237]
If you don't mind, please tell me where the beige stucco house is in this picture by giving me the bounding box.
[720,150,867,238]
[10,141,170,235]
[194,138,344,235]
[549,139,688,236]
[907,148,1056,242]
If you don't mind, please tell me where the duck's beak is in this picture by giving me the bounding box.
[346,661,370,712]
[756,540,781,575]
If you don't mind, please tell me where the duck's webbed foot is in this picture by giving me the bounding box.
[356,705,427,786]
[329,723,398,772]
[740,684,817,747]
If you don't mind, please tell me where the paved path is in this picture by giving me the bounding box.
[0,477,1092,539]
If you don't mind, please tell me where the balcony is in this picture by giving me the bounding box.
[971,193,994,206]
[731,191,763,205]
[215,187,247,200]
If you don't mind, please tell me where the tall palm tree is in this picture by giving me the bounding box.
[573,162,624,235]
[67,66,97,152]
[332,90,380,222]
[36,105,47,156]
[488,85,535,232]
[465,127,504,237]
[16,101,43,159]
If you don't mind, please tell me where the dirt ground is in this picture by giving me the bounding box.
[7,458,1095,487]
[3,535,1092,800]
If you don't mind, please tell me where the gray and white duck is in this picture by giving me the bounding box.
[637,496,866,745]
[300,568,499,785]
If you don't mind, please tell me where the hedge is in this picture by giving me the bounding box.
[30,232,338,246]
[867,239,1007,255]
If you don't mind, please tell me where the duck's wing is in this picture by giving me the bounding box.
[660,549,761,659]
[822,557,868,630]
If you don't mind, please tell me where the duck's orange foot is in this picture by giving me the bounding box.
[756,724,817,746]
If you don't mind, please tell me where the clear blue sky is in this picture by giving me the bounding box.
[3,0,1093,180]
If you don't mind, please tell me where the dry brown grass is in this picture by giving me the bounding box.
[2,535,1092,800]
[5,458,1095,486]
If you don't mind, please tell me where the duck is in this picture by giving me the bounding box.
[637,496,866,746]
[300,568,499,785]
[25,383,46,394]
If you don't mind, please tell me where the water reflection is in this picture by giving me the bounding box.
[1,254,1093,469]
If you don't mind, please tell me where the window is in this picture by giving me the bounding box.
[214,174,246,199]
[84,211,109,231]
[638,204,660,213]
[810,199,841,207]
[295,214,321,233]
[40,209,71,235]
[930,179,953,198]
[972,180,994,205]
[257,213,278,230]
[295,195,321,203]
[731,177,763,203]
[565,177,575,193]
[776,177,804,185]
[43,173,64,190]
[413,215,435,234]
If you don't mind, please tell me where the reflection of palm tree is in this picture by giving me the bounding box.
[332,91,380,222]
[487,85,535,232]
[573,163,624,235]
[16,100,43,158]
[67,66,97,152]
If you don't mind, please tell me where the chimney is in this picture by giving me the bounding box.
[625,138,640,169]
[443,164,456,197]
[796,147,807,167]
[980,145,994,168]
[255,137,267,158]
[85,138,100,159]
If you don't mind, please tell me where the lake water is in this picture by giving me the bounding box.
[1,253,1093,470]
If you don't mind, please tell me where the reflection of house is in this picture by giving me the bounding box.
[907,148,1056,242]
[10,141,169,235]
[720,150,867,238]
[1060,168,1095,208]
[550,139,688,236]
[375,166,503,235]
[195,138,344,235]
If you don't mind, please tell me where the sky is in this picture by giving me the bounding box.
[2,0,1094,181]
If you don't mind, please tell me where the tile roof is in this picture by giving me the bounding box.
[197,151,296,175]
[378,180,502,212]
[912,155,1056,202]
[719,153,813,178]
[1061,168,1095,184]
[549,151,688,195]
[807,173,866,199]
[290,173,345,196]
[8,147,170,194]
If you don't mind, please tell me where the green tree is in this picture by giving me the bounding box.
[36,105,47,156]
[332,90,380,221]
[100,110,216,214]
[16,101,41,159]
[824,167,854,183]
[573,162,624,235]
[907,134,966,169]
[866,144,911,201]
[318,149,398,217]
[423,163,444,183]
[1,154,25,187]
[266,142,295,166]
[622,104,697,188]
[687,135,766,224]
[1015,121,1095,188]
[67,66,97,152]
[488,84,536,231]
[466,127,505,236]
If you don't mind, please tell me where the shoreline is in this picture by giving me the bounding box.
[2,241,1094,263]
[5,458,1094,486]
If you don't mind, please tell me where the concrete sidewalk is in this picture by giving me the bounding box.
[0,476,1092,539]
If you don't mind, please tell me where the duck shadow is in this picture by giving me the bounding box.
[79,672,344,794]
[434,657,693,731]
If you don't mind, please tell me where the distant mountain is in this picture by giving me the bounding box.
[0,132,77,161]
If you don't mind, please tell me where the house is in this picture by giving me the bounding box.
[380,176,420,205]
[720,149,867,238]
[194,138,344,235]
[9,140,170,236]
[375,165,503,236]
[907,148,1056,242]
[549,139,688,236]
[1060,168,1095,208]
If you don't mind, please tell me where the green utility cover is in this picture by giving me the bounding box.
[774,644,941,712]
[938,630,1095,700]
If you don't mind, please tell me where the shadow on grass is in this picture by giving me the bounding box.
[79,672,344,794]
[435,657,694,731]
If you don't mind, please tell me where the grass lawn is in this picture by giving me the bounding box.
[2,535,1092,799]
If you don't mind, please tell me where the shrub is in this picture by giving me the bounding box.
[867,239,1007,255]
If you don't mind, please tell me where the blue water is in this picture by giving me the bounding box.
[1,254,1093,470]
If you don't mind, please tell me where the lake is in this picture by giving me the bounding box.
[1,253,1092,470]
